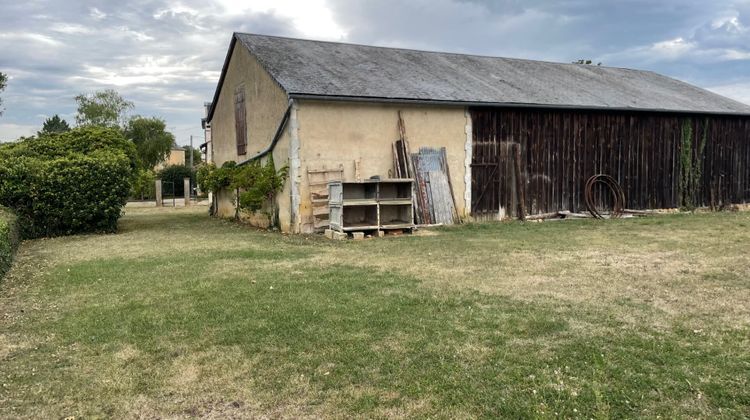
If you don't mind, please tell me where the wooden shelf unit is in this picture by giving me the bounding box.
[328,179,415,233]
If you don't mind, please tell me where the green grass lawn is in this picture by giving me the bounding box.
[1,208,749,418]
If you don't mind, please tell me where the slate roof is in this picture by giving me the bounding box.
[207,33,750,121]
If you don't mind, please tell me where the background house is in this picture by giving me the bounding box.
[154,146,186,171]
[204,33,750,233]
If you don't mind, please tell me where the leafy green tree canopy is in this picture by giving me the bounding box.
[124,116,175,169]
[75,89,134,128]
[38,114,71,136]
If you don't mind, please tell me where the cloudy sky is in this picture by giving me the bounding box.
[1,0,750,144]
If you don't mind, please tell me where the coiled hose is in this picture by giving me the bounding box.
[585,174,625,219]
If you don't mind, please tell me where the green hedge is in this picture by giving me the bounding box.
[0,127,135,238]
[0,207,19,279]
[0,126,137,167]
[157,164,195,197]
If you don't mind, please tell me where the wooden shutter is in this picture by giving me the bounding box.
[234,86,247,155]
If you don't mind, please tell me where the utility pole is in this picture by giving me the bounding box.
[189,135,194,168]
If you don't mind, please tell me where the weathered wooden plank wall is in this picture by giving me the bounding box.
[471,108,750,217]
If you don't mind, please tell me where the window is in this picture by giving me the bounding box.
[234,86,247,155]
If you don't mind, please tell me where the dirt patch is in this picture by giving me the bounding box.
[412,228,440,236]
[0,334,30,361]
[300,222,750,329]
[115,344,140,362]
[171,355,200,387]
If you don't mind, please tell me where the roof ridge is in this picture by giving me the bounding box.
[235,32,645,73]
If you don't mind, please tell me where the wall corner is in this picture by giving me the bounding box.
[463,108,473,218]
[289,100,301,233]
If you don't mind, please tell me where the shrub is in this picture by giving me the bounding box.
[0,126,137,169]
[0,206,19,279]
[157,164,194,197]
[0,127,134,238]
[131,168,156,201]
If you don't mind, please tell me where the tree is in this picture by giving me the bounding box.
[183,145,203,167]
[131,168,156,201]
[0,72,7,116]
[74,89,134,127]
[38,115,71,136]
[124,116,175,169]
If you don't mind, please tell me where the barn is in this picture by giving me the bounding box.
[204,33,750,233]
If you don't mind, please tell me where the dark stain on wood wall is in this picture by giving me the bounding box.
[470,108,750,217]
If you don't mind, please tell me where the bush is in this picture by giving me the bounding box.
[0,126,137,169]
[131,168,156,201]
[0,127,134,238]
[0,206,19,279]
[157,164,195,197]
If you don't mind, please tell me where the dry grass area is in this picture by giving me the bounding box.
[310,214,750,329]
[1,206,749,418]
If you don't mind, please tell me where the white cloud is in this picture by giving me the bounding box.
[153,2,200,19]
[652,38,695,58]
[215,0,347,39]
[122,56,198,76]
[708,82,750,106]
[118,26,155,42]
[719,49,750,60]
[599,37,697,65]
[90,7,107,20]
[0,32,62,46]
[70,55,210,88]
[0,123,37,142]
[50,23,93,35]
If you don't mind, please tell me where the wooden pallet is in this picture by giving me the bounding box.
[306,165,343,232]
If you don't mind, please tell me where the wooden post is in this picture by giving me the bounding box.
[183,177,191,207]
[155,179,163,207]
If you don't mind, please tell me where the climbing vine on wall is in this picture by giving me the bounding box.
[679,118,709,210]
[196,158,288,224]
[230,156,288,213]
[196,161,236,194]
